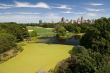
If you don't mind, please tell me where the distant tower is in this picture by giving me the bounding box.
[69,19,73,23]
[87,19,91,23]
[77,18,80,24]
[81,16,83,24]
[73,20,76,23]
[39,20,42,24]
[91,19,95,24]
[61,17,65,23]
[65,19,69,23]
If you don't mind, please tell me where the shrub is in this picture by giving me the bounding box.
[0,33,17,54]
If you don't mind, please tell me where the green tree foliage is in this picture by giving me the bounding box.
[64,24,75,32]
[79,23,93,33]
[54,17,110,73]
[0,23,29,41]
[0,33,17,54]
[54,23,82,41]
[0,23,29,54]
[29,30,37,37]
[80,21,110,54]
[64,24,81,33]
[54,46,110,73]
[74,26,81,33]
[54,46,95,73]
[54,24,66,39]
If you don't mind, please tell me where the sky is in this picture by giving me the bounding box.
[0,0,110,23]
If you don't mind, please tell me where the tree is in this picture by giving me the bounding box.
[80,24,110,55]
[54,17,110,73]
[54,24,66,39]
[64,24,81,33]
[54,46,110,73]
[30,30,37,37]
[0,23,29,41]
[0,33,17,54]
[54,46,95,73]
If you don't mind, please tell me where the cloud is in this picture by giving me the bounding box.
[17,12,40,15]
[15,1,50,8]
[73,12,86,15]
[0,1,50,9]
[14,1,32,7]
[54,5,72,10]
[0,13,60,23]
[35,2,50,8]
[43,13,61,21]
[0,3,13,9]
[0,12,12,14]
[0,12,40,15]
[0,7,11,9]
[86,13,97,16]
[88,3,104,6]
[85,8,104,12]
[0,15,40,23]
[0,4,13,7]
[62,11,72,13]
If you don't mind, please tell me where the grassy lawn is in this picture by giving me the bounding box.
[0,43,73,73]
[27,26,55,37]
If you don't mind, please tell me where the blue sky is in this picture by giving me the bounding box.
[0,0,110,23]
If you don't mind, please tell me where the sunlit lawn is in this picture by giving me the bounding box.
[27,26,55,37]
[0,43,73,73]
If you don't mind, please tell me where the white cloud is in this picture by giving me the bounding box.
[0,12,12,14]
[88,3,104,6]
[0,1,50,9]
[85,8,104,12]
[86,13,97,16]
[15,1,31,7]
[0,3,13,9]
[35,2,50,8]
[54,5,72,10]
[0,12,40,15]
[73,12,86,15]
[15,1,50,8]
[62,11,72,13]
[0,4,13,7]
[0,13,60,23]
[17,12,40,15]
[0,6,11,9]
[42,13,61,22]
[0,15,40,23]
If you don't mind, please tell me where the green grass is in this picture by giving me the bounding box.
[0,43,73,73]
[27,26,55,37]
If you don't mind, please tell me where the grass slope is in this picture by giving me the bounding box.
[0,43,73,73]
[27,26,55,37]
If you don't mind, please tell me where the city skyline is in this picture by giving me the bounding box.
[0,0,110,23]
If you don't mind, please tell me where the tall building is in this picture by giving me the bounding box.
[59,16,95,24]
[61,17,65,23]
[65,19,69,23]
[77,18,81,24]
[81,16,83,24]
[69,19,73,23]
[39,20,42,24]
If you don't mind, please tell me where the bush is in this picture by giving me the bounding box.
[29,30,37,37]
[0,23,29,41]
[0,33,17,54]
[54,46,95,73]
[54,45,110,73]
[73,34,82,40]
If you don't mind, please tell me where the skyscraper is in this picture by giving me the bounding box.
[61,17,65,23]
